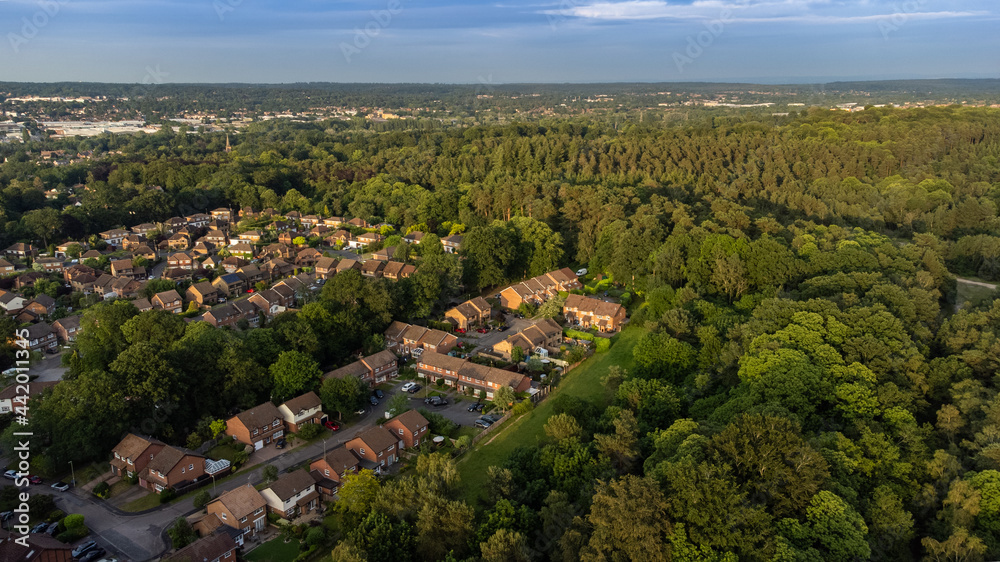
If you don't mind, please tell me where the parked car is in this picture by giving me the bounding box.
[498,325,509,332]
[369,395,379,406]
[355,408,366,415]
[79,548,107,562]
[423,396,447,406]
[45,522,60,536]
[400,382,416,392]
[407,384,422,393]
[474,419,493,429]
[28,475,42,485]
[576,268,588,276]
[482,414,501,423]
[475,403,485,412]
[467,402,481,412]
[275,438,286,449]
[373,389,384,399]
[0,511,13,522]
[30,522,48,533]
[71,540,98,558]
[456,328,466,334]
[51,481,70,492]
[3,470,17,480]
[324,419,340,431]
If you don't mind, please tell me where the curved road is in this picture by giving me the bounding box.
[53,395,396,561]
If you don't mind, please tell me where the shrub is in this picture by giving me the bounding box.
[47,509,65,523]
[564,329,594,341]
[512,400,535,416]
[62,514,85,534]
[594,338,611,353]
[193,490,212,510]
[297,423,323,440]
[92,482,110,499]
[159,488,177,504]
[435,378,446,388]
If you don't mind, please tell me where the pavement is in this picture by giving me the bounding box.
[30,350,68,382]
[46,383,403,562]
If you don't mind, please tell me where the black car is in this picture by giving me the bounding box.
[72,540,98,558]
[78,548,106,562]
[45,522,60,536]
[275,438,286,449]
[474,419,493,429]
[467,402,479,412]
[30,522,48,534]
[475,403,485,412]
[482,414,501,423]
[423,396,447,406]
[374,389,384,399]
[498,325,509,332]
[407,384,422,394]
[369,395,379,406]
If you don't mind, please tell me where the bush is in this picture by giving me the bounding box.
[435,378,446,388]
[193,490,212,510]
[594,338,611,353]
[297,423,324,440]
[62,514,85,534]
[512,400,535,416]
[47,509,65,523]
[92,482,110,499]
[159,488,177,504]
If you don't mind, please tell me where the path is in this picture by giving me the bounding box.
[955,277,999,313]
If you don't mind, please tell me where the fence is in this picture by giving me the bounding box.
[470,410,513,446]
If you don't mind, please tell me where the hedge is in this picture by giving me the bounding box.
[594,338,611,353]
[564,329,595,341]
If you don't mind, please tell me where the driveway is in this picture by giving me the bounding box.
[31,351,68,382]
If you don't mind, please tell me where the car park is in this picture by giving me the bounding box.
[324,419,340,431]
[51,481,70,491]
[72,540,98,558]
[373,389,384,399]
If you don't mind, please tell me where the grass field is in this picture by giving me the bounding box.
[455,326,643,504]
[246,536,302,562]
[956,279,999,311]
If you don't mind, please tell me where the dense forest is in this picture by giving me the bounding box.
[3,102,1000,560]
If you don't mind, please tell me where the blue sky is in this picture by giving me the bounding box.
[0,0,996,83]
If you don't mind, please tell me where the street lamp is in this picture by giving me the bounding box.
[68,460,75,488]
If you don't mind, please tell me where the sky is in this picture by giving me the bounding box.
[0,0,997,84]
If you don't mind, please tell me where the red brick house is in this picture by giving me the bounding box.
[260,469,319,519]
[152,289,184,314]
[53,315,81,342]
[384,409,430,449]
[206,484,267,545]
[416,352,532,400]
[345,426,398,473]
[139,445,206,493]
[110,433,165,479]
[563,294,627,333]
[162,532,237,562]
[309,446,360,492]
[445,296,492,330]
[226,402,285,451]
[186,281,219,307]
[0,529,72,562]
[323,350,398,388]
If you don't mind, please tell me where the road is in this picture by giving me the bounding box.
[30,351,68,382]
[49,383,403,561]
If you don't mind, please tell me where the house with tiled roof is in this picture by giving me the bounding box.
[109,433,165,479]
[384,409,430,449]
[162,532,237,562]
[152,289,184,314]
[345,426,398,473]
[309,446,359,499]
[385,322,458,355]
[416,351,531,400]
[0,529,73,562]
[139,445,206,493]
[445,297,492,330]
[206,484,267,545]
[323,350,398,388]
[493,318,563,361]
[563,294,627,333]
[278,392,324,433]
[226,402,284,451]
[260,469,319,519]
[186,281,219,307]
[0,381,57,418]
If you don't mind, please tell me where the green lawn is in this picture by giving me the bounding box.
[206,442,243,463]
[956,280,999,311]
[246,536,303,562]
[456,325,644,504]
[120,491,161,513]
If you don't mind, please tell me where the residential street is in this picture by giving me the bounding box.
[50,387,399,561]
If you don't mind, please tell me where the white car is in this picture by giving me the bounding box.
[576,268,588,276]
[401,382,416,392]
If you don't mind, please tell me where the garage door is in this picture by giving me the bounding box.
[254,440,263,451]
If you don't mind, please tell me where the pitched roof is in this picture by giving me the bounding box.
[387,409,429,433]
[0,381,57,401]
[361,350,397,370]
[53,315,81,331]
[281,391,321,414]
[232,402,282,429]
[265,469,316,501]
[564,294,624,317]
[111,433,163,461]
[321,446,360,474]
[189,281,217,298]
[212,484,266,519]
[153,289,183,304]
[147,445,203,475]
[352,426,398,453]
[163,532,237,562]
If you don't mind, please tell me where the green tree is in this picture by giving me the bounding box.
[544,413,582,442]
[269,350,322,402]
[321,375,368,417]
[480,529,530,562]
[581,475,671,562]
[350,510,415,562]
[193,490,212,510]
[262,464,279,484]
[493,386,516,412]
[338,469,381,515]
[167,517,197,549]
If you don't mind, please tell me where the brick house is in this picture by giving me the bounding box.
[152,290,184,314]
[139,445,206,493]
[213,273,247,297]
[492,318,563,361]
[309,446,359,499]
[0,529,73,562]
[441,234,463,254]
[416,352,531,400]
[278,392,324,433]
[24,294,56,317]
[186,281,219,307]
[109,433,165,479]
[445,297,492,330]
[384,409,430,449]
[360,260,384,278]
[383,322,458,355]
[162,532,237,562]
[167,233,191,250]
[0,259,14,273]
[323,350,398,388]
[226,402,285,451]
[206,484,267,545]
[167,252,195,270]
[203,300,257,328]
[22,323,57,352]
[260,470,319,519]
[4,243,36,259]
[345,426,398,473]
[52,315,81,342]
[314,257,338,279]
[563,294,627,333]
[0,381,57,417]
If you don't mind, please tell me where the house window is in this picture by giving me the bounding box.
[189,464,194,471]
[398,428,404,435]
[252,429,259,436]
[221,513,227,520]
[255,507,264,515]
[324,469,330,477]
[241,516,247,523]
[272,420,280,427]
[359,448,366,455]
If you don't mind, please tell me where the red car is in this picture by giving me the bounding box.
[477,328,488,333]
[324,420,340,431]
[28,475,42,485]
[456,328,466,334]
